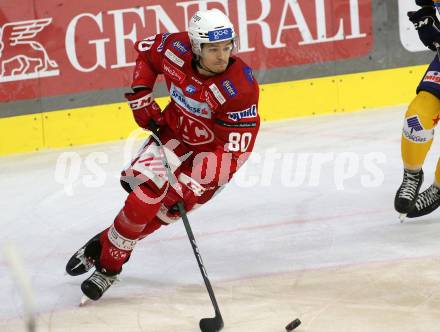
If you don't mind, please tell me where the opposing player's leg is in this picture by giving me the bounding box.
[395,90,440,216]
[408,157,440,218]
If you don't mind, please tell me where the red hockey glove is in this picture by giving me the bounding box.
[162,169,211,217]
[162,181,198,218]
[125,89,165,130]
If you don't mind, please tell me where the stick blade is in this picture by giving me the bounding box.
[199,316,224,332]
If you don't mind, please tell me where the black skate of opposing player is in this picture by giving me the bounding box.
[66,232,119,302]
[407,183,440,218]
[394,169,424,222]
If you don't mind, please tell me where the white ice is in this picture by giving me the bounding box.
[1,106,440,332]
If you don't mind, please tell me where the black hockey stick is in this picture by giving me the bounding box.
[175,201,224,332]
[149,122,224,332]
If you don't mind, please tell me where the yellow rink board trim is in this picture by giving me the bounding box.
[0,113,44,155]
[0,64,428,156]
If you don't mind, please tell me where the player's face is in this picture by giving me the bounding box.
[200,40,233,74]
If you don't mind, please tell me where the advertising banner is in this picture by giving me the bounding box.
[0,0,372,102]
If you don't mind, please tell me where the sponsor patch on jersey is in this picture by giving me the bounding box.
[221,80,237,97]
[423,71,440,84]
[208,28,233,42]
[185,85,196,94]
[170,83,212,119]
[244,66,254,82]
[165,49,184,67]
[172,41,189,55]
[162,59,186,83]
[215,119,257,128]
[403,115,434,143]
[191,76,203,85]
[209,84,226,105]
[227,104,258,122]
[203,89,219,110]
[157,32,171,52]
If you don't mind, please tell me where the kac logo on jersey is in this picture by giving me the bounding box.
[186,85,196,94]
[221,80,237,97]
[227,104,257,122]
[208,28,233,42]
[157,32,171,52]
[172,41,188,55]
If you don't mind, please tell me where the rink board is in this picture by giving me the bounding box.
[0,64,426,156]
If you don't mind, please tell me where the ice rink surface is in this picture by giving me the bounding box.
[2,106,440,331]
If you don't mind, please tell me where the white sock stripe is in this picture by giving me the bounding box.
[108,225,137,251]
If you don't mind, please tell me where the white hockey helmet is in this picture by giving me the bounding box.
[188,9,237,56]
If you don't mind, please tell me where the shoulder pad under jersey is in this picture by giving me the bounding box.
[209,57,258,107]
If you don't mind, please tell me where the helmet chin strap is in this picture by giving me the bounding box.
[195,55,218,76]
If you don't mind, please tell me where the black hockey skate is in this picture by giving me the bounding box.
[394,169,424,217]
[66,232,102,276]
[81,268,118,301]
[407,184,440,218]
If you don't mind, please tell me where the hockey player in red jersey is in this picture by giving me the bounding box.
[66,9,260,301]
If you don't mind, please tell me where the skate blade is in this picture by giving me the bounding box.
[79,295,90,307]
[399,213,407,223]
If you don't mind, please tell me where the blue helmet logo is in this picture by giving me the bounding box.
[208,28,233,42]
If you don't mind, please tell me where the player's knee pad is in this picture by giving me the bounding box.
[403,91,439,145]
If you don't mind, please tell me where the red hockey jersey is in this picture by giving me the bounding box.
[131,32,260,188]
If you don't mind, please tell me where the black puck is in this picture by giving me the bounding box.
[285,318,301,331]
